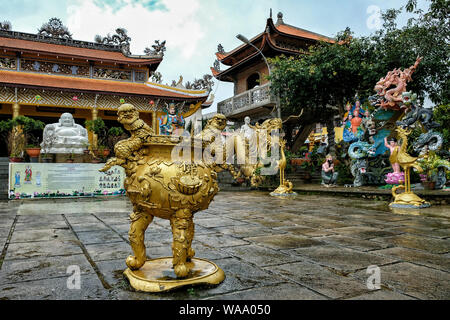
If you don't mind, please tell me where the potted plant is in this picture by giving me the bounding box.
[14,116,45,160]
[418,152,450,190]
[98,145,110,157]
[299,160,314,181]
[106,127,127,156]
[9,152,24,162]
[85,118,109,155]
[1,119,25,161]
[66,152,75,163]
[41,153,53,163]
[82,141,90,155]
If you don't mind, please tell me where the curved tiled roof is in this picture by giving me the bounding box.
[0,70,208,100]
[0,36,161,65]
[213,15,334,74]
[275,24,334,43]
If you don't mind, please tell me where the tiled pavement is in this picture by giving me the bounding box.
[0,191,448,300]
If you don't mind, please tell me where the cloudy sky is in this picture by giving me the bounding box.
[2,0,429,113]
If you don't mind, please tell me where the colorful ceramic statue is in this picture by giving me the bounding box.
[384,136,404,184]
[321,154,338,186]
[159,103,185,136]
[350,110,363,134]
[342,102,352,127]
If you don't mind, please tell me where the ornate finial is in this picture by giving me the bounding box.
[276,12,284,25]
[144,40,166,56]
[38,18,72,39]
[0,20,12,31]
[217,43,225,54]
[213,59,220,72]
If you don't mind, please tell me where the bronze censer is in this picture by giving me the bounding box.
[100,104,279,292]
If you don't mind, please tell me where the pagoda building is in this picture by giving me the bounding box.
[211,12,334,126]
[0,18,211,155]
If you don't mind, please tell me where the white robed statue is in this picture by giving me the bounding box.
[41,113,89,154]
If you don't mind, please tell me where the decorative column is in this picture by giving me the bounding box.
[11,102,23,157]
[152,111,158,135]
[91,107,98,150]
[12,102,20,118]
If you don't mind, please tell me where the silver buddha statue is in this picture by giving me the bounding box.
[41,113,89,154]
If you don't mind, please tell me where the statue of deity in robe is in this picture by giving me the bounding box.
[240,116,256,141]
[159,103,185,136]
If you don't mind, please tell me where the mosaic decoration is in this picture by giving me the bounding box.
[0,56,16,70]
[0,87,167,112]
[134,71,147,82]
[93,67,132,81]
[21,59,90,77]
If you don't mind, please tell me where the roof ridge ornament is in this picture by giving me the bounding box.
[0,20,12,31]
[217,44,225,54]
[144,40,166,57]
[38,18,72,39]
[95,27,131,55]
[213,59,220,72]
[276,12,284,26]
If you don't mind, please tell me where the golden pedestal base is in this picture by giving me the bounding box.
[123,257,225,293]
[390,191,430,209]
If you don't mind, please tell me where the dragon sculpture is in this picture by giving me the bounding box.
[372,57,422,110]
[144,40,167,56]
[95,28,131,55]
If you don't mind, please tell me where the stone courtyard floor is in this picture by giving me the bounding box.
[0,191,448,300]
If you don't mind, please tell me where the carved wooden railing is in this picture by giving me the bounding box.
[217,82,276,116]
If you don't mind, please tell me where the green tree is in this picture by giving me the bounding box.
[433,104,450,151]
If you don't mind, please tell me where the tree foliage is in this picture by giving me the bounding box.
[269,0,449,119]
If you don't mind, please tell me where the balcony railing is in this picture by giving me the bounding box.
[217,82,276,117]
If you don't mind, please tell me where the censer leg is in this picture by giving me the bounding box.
[186,216,195,261]
[126,213,153,270]
[170,208,193,278]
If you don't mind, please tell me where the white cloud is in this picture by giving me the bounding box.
[67,0,204,60]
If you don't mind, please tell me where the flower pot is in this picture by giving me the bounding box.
[102,149,110,157]
[422,181,435,190]
[26,148,41,158]
[42,157,53,163]
[9,157,23,162]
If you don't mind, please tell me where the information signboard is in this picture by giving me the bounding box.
[8,163,125,199]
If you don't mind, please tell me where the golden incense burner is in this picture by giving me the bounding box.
[100,104,282,292]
